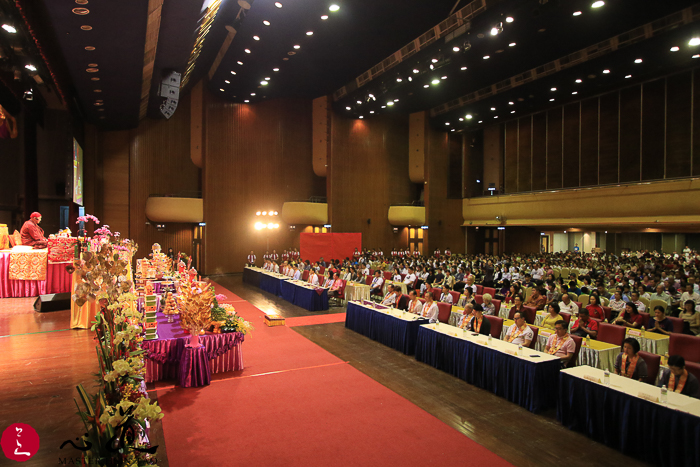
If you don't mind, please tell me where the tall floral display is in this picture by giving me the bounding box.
[71,217,163,466]
[177,281,214,346]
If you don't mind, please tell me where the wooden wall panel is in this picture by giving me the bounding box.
[531,112,547,191]
[641,79,666,181]
[129,92,199,261]
[504,121,518,193]
[666,72,692,179]
[562,103,581,188]
[329,113,413,252]
[694,70,700,177]
[204,97,324,274]
[101,130,130,237]
[598,92,619,185]
[546,108,563,189]
[619,86,642,183]
[580,98,598,186]
[517,117,532,192]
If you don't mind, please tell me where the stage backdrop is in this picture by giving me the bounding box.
[300,233,362,263]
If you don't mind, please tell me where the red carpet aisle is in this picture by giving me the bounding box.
[285,313,347,327]
[156,281,512,467]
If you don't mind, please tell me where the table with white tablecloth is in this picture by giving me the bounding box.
[345,281,371,302]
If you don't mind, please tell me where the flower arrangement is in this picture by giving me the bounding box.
[221,314,254,335]
[70,215,162,466]
[176,280,215,341]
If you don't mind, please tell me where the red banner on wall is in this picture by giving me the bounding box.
[300,233,362,263]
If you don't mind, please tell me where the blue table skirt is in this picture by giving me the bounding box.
[279,280,329,311]
[242,268,261,287]
[259,273,282,296]
[345,302,429,355]
[414,326,560,413]
[557,372,700,467]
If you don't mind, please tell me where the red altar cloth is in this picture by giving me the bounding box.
[0,251,72,298]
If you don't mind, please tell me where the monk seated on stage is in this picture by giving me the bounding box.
[20,212,48,249]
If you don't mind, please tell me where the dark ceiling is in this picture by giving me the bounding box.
[1,0,699,131]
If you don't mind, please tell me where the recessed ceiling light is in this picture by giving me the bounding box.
[86,67,98,72]
[459,118,464,121]
[575,79,582,83]
[381,105,386,108]
[264,77,270,80]
[25,64,36,71]
[441,76,447,80]
[466,114,473,119]
[505,17,514,23]
[549,98,555,101]
[460,66,467,70]
[490,27,500,36]
[483,55,490,59]
[387,102,394,106]
[508,102,514,105]
[478,120,483,123]
[244,100,250,103]
[244,49,251,53]
[634,58,642,63]
[625,75,632,79]
[572,91,578,95]
[394,99,399,102]
[274,2,282,8]
[93,102,102,106]
[494,116,499,119]
[346,106,351,110]
[263,20,270,26]
[693,55,700,59]
[670,46,680,52]
[253,35,260,40]
[1,24,16,33]
[237,61,243,65]
[690,38,700,46]
[370,111,374,114]
[592,1,604,8]
[293,45,300,49]
[356,100,361,104]
[490,107,496,111]
[93,89,101,93]
[509,42,516,47]
[219,88,224,92]
[602,69,610,74]
[80,25,92,30]
[413,69,419,73]
[452,46,460,52]
[85,46,95,51]
[550,87,557,91]
[431,58,438,63]
[431,79,440,85]
[231,71,236,75]
[273,68,279,71]
[573,11,582,16]
[329,4,340,12]
[359,116,363,119]
[445,122,450,125]
[510,110,515,114]
[251,93,256,96]
[72,8,89,15]
[321,15,328,20]
[91,77,99,81]
[396,77,403,82]
[261,81,268,85]
[423,84,429,88]
[88,63,98,67]
[225,80,230,84]
[306,31,313,36]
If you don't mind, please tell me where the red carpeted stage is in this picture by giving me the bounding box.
[154,282,511,466]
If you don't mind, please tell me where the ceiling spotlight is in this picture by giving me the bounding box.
[509,42,516,47]
[690,38,700,46]
[423,84,429,88]
[408,76,412,81]
[490,107,496,111]
[394,98,399,102]
[670,46,680,52]
[251,93,256,96]
[465,114,473,119]
[219,88,224,91]
[396,77,402,82]
[231,71,236,75]
[572,91,578,95]
[413,69,419,74]
[478,120,483,123]
[265,77,270,80]
[592,1,605,8]
[508,101,514,105]
[510,111,515,114]
[274,2,282,8]
[244,49,251,53]
[321,15,328,20]
[549,98,555,101]
[306,31,313,36]
[369,110,374,114]
[625,74,632,78]
[441,76,447,80]
[602,69,610,74]
[387,102,394,106]
[273,68,279,71]
[253,35,260,40]
[445,122,450,125]
[25,64,36,72]
[225,80,230,83]
[260,81,268,85]
[244,99,250,103]
[357,100,362,104]
[329,4,340,11]
[575,79,582,83]
[430,64,434,70]
[461,66,467,70]
[1,24,17,34]
[359,116,363,119]
[505,16,514,23]
[483,55,490,59]
[23,90,33,100]
[346,106,351,110]
[634,58,642,63]
[459,118,464,121]
[263,20,270,25]
[573,11,582,16]
[490,27,499,36]
[237,61,243,65]
[431,58,438,63]
[381,105,386,108]
[550,87,557,91]
[431,79,440,85]
[293,45,300,49]
[453,46,460,52]
[494,116,498,119]
[490,23,503,36]
[694,55,700,59]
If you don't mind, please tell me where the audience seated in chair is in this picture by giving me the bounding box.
[614,338,648,382]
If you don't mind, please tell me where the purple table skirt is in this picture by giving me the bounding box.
[179,345,212,387]
[142,312,244,385]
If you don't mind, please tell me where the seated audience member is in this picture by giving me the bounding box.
[658,355,700,399]
[505,312,534,347]
[647,306,674,335]
[525,287,547,310]
[679,300,700,335]
[457,288,475,307]
[613,301,644,329]
[614,338,648,382]
[308,269,320,286]
[381,285,397,307]
[440,285,454,305]
[369,271,384,296]
[420,292,440,323]
[403,268,417,287]
[511,294,526,315]
[406,290,423,315]
[293,266,302,281]
[559,294,579,315]
[545,320,576,367]
[608,290,627,319]
[541,303,563,330]
[650,284,673,308]
[482,293,496,316]
[546,282,562,305]
[504,284,520,304]
[680,284,700,307]
[586,294,605,321]
[466,304,491,336]
[328,273,343,303]
[629,291,646,312]
[571,309,598,339]
[458,303,474,329]
[444,271,456,289]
